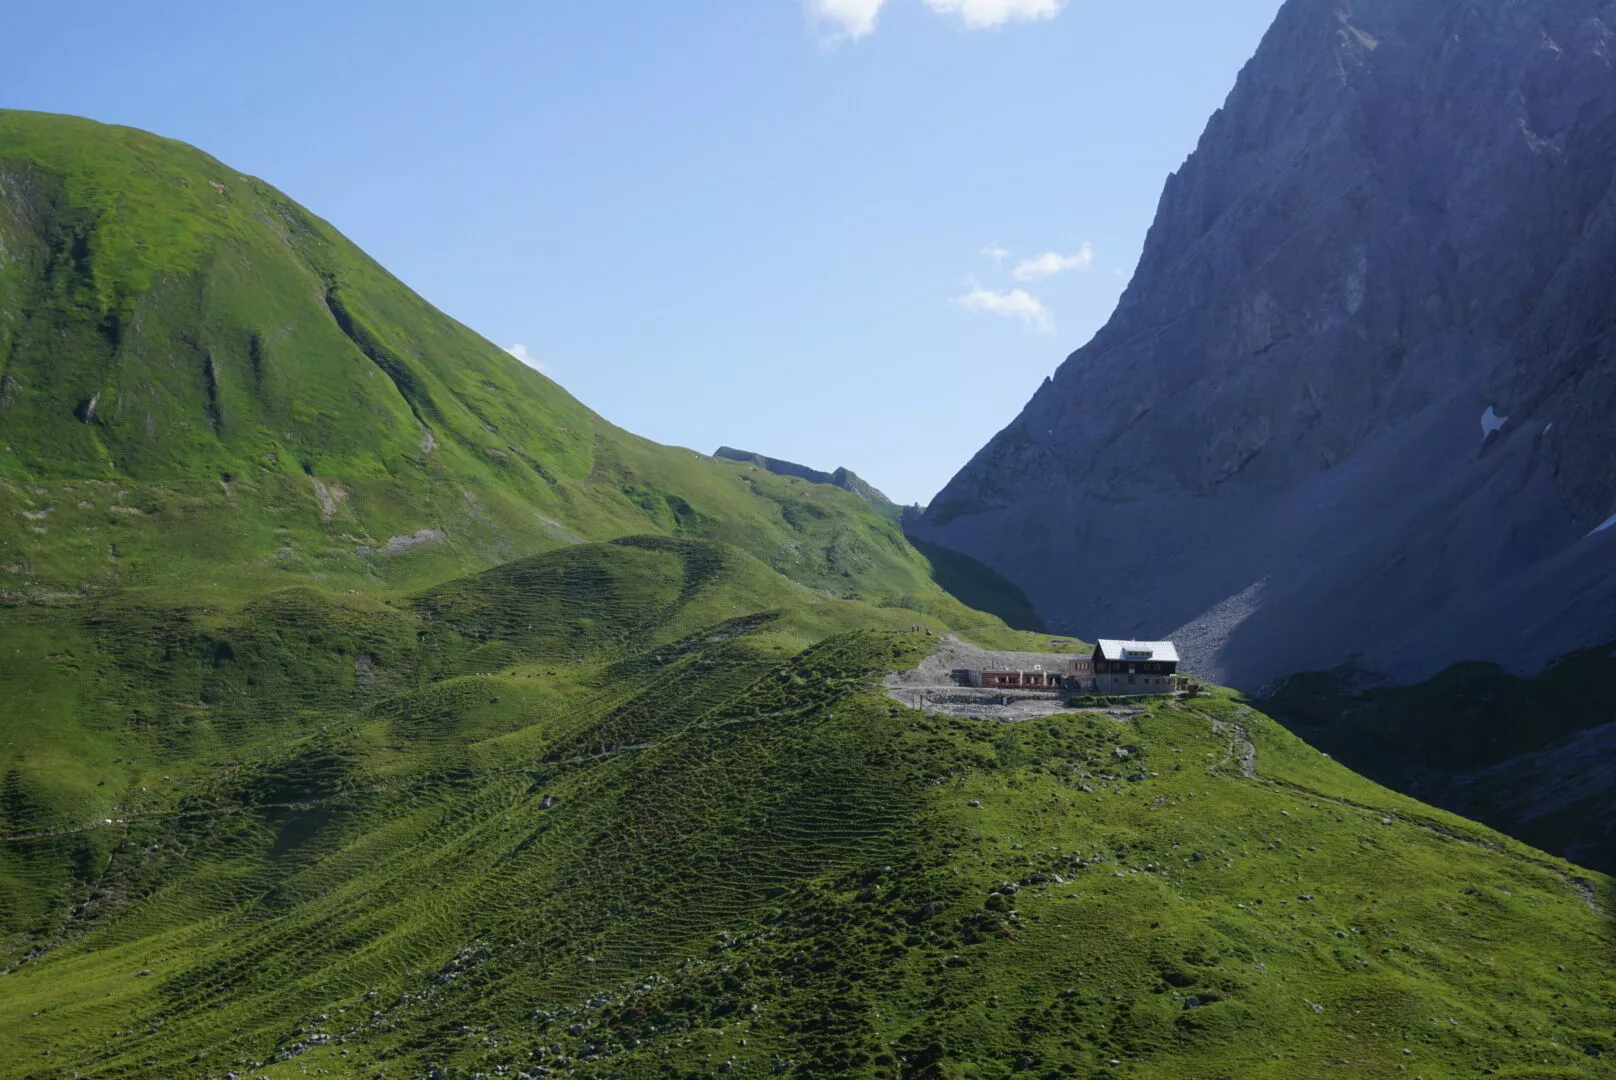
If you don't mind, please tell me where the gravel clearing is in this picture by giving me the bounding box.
[884,636,1136,723]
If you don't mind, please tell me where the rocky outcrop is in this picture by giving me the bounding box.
[714,447,894,508]
[912,0,1616,690]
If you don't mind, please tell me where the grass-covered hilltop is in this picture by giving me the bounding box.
[0,111,1611,1080]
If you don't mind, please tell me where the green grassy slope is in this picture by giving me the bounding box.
[0,111,1611,1080]
[0,567,1608,1079]
[0,110,999,614]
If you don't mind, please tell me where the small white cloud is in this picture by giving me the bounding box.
[505,343,549,375]
[1012,243,1094,281]
[805,0,887,43]
[981,243,1010,266]
[923,0,1066,30]
[953,287,1053,332]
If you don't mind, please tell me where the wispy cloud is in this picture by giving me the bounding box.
[923,0,1067,30]
[1012,243,1094,281]
[980,243,1010,266]
[505,343,549,375]
[805,0,888,43]
[953,286,1054,332]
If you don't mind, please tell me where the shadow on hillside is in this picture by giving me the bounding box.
[1246,676,1616,879]
[908,538,1044,633]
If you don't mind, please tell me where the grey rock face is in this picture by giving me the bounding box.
[912,0,1616,689]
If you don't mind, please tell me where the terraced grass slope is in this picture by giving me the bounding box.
[0,111,1612,1080]
[0,553,1609,1080]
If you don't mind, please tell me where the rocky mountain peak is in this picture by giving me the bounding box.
[912,0,1616,689]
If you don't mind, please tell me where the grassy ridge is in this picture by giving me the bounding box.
[0,536,1046,958]
[1,576,1608,1078]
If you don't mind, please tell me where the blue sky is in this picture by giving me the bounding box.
[6,0,1280,504]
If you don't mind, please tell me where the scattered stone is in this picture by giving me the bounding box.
[357,528,447,556]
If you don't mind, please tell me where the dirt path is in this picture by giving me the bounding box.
[1209,715,1258,779]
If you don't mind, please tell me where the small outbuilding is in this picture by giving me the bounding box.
[960,665,1063,690]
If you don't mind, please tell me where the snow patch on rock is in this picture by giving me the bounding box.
[1480,406,1509,439]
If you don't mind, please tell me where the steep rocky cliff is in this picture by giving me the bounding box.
[912,0,1616,690]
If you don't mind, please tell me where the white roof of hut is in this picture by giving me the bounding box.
[1095,639,1180,663]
